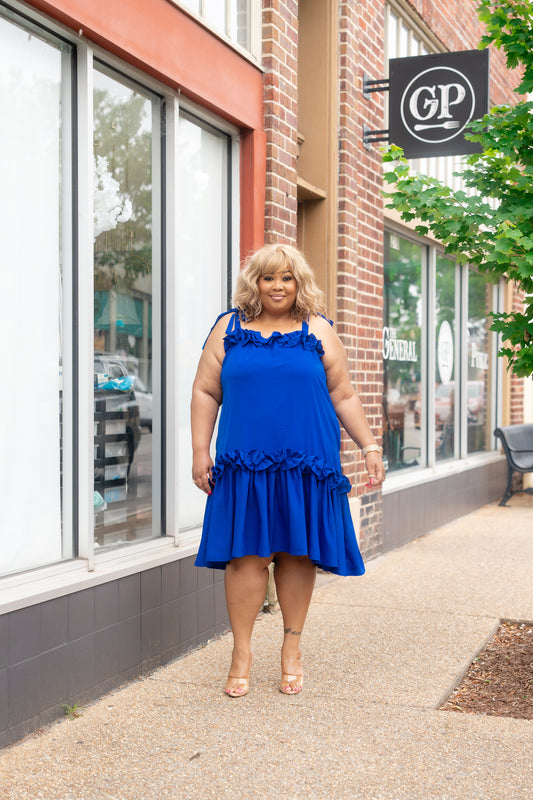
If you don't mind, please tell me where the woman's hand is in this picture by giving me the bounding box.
[190,314,226,496]
[364,451,386,488]
[192,453,213,494]
[192,453,215,495]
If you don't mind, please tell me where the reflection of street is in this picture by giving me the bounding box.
[403,408,421,452]
[94,429,153,548]
[383,399,422,471]
[129,429,152,496]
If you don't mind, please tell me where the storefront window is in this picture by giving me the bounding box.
[435,256,457,461]
[384,231,499,479]
[177,114,232,531]
[467,269,492,454]
[383,233,424,472]
[0,14,72,575]
[93,68,160,549]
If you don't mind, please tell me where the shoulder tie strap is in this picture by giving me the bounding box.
[227,310,242,333]
[202,308,238,349]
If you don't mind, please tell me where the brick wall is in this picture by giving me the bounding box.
[262,0,299,244]
[337,0,385,559]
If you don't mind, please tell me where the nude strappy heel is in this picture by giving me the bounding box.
[224,676,250,697]
[279,673,303,694]
[225,652,254,697]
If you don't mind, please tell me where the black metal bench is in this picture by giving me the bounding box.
[494,425,533,506]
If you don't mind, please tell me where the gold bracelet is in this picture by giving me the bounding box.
[361,444,382,458]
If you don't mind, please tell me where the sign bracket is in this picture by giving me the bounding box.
[363,125,389,150]
[363,75,390,149]
[363,74,390,100]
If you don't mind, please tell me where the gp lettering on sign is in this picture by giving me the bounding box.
[408,79,467,123]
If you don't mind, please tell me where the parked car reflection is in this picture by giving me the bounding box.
[94,353,142,468]
[413,380,485,430]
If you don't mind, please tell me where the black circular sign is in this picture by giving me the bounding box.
[400,65,476,145]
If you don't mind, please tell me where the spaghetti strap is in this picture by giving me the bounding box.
[227,311,242,333]
[302,318,309,335]
[202,308,237,349]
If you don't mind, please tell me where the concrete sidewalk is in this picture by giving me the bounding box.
[1,496,532,800]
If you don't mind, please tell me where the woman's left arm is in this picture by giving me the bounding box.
[313,317,386,487]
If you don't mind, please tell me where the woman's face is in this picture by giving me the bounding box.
[258,268,298,316]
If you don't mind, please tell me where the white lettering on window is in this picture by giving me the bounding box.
[383,327,418,362]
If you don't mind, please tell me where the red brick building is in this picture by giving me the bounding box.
[0,0,527,746]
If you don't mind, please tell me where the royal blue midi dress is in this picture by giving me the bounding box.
[194,310,365,576]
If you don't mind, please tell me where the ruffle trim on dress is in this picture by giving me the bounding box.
[223,327,325,356]
[211,448,351,493]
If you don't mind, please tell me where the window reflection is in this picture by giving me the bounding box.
[467,270,492,453]
[435,256,457,461]
[383,233,424,472]
[93,68,157,549]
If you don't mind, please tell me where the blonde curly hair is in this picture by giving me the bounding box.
[234,244,326,321]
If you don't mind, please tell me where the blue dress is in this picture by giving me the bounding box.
[194,311,365,576]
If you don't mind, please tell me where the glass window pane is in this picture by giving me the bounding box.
[387,11,398,61]
[383,234,424,473]
[93,68,159,549]
[435,256,457,462]
[180,0,200,10]
[229,0,250,49]
[399,23,409,58]
[178,115,230,530]
[0,14,71,575]
[467,270,492,454]
[203,0,225,31]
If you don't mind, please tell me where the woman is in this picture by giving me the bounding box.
[191,244,385,697]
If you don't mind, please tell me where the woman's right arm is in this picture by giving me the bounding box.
[190,318,226,493]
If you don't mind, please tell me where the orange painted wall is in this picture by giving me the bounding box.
[26,0,265,256]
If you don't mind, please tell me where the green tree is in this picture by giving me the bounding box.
[382,0,533,377]
[93,88,152,293]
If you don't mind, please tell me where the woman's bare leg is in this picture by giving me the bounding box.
[224,554,272,695]
[273,553,316,692]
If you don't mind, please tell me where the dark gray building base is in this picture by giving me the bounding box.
[383,458,507,551]
[0,557,229,749]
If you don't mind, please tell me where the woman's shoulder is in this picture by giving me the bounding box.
[307,313,334,338]
[307,313,347,364]
[202,309,238,350]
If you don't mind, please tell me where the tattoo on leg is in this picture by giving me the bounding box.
[284,627,302,636]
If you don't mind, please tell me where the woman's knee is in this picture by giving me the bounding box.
[227,554,273,574]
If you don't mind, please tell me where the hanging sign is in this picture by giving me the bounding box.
[388,50,489,159]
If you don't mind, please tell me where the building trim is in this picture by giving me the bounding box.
[24,0,264,130]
